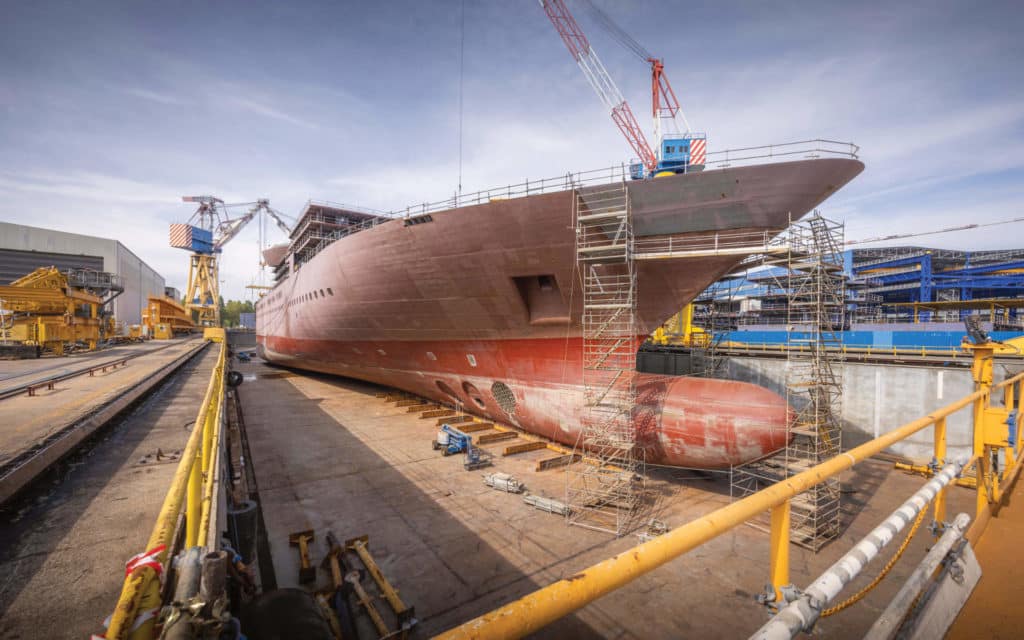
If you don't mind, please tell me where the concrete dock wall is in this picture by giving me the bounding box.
[639,350,1021,462]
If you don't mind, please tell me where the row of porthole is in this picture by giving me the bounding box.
[260,286,338,317]
[436,379,517,416]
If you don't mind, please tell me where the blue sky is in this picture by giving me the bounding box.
[1,0,1022,299]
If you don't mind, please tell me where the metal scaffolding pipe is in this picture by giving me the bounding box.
[750,457,967,640]
[433,390,982,640]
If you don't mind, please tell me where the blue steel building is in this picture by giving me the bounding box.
[694,246,1024,349]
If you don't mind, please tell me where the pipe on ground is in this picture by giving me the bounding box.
[750,457,967,640]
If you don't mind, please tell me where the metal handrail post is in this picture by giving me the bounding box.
[934,417,947,527]
[769,500,791,602]
[750,459,967,640]
[433,389,984,640]
[105,340,222,640]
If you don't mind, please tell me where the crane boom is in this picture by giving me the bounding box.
[539,0,658,173]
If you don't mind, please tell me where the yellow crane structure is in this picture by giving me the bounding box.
[172,197,292,327]
[649,304,709,347]
[0,267,120,355]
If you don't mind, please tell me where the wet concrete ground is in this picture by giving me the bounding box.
[236,357,978,639]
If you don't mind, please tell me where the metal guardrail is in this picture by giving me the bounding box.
[389,139,859,218]
[634,229,788,259]
[287,139,857,270]
[715,341,971,360]
[104,333,227,640]
[434,341,1024,640]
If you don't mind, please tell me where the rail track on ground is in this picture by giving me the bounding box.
[0,338,210,505]
[0,339,195,401]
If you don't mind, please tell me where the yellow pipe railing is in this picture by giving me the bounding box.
[435,351,1024,640]
[104,335,226,640]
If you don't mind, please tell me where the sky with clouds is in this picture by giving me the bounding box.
[1,0,1022,299]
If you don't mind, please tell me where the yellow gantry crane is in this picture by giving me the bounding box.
[171,197,292,327]
[0,267,114,354]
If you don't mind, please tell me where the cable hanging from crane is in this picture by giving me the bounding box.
[578,0,651,62]
[846,214,1024,245]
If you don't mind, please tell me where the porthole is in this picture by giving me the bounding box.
[491,381,516,415]
[462,381,486,409]
[436,380,458,399]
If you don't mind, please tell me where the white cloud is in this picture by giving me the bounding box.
[224,96,320,130]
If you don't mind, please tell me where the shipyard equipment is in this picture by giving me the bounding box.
[0,267,123,356]
[539,0,706,178]
[433,424,490,469]
[141,295,195,339]
[172,197,292,327]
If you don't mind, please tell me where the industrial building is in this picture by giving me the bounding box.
[693,246,1024,346]
[0,222,166,328]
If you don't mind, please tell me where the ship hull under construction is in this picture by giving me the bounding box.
[257,157,864,468]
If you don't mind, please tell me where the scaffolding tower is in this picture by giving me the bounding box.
[731,212,845,550]
[566,180,645,536]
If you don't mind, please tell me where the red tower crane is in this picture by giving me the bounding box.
[539,0,705,176]
[539,0,658,173]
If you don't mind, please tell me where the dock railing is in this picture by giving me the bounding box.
[434,339,1024,640]
[103,332,227,640]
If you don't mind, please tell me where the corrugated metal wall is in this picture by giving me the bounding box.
[0,248,104,284]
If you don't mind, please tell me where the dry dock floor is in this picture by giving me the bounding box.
[0,345,216,640]
[237,358,976,639]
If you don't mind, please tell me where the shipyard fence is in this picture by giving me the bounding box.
[433,340,1024,640]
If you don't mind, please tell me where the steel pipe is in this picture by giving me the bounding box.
[865,512,971,640]
[106,342,225,640]
[433,390,983,640]
[750,458,967,640]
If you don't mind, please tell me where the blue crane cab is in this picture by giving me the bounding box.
[630,133,708,179]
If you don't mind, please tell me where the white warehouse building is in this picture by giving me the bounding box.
[0,221,166,328]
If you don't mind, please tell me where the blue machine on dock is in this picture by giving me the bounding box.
[433,424,491,470]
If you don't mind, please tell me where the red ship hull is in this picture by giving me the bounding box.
[257,158,864,468]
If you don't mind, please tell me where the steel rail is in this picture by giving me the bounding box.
[0,339,194,400]
[751,459,967,639]
[104,338,226,640]
[432,388,987,640]
[0,339,210,505]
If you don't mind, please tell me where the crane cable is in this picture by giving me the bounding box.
[820,503,929,617]
[457,0,466,197]
[847,215,1024,245]
[578,0,651,61]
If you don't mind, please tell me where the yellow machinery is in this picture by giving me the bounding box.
[0,267,105,355]
[142,296,195,340]
[649,304,710,347]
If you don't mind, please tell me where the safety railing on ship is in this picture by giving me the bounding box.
[389,139,859,219]
[433,340,1024,640]
[103,333,227,640]
[291,140,858,269]
[634,229,788,259]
